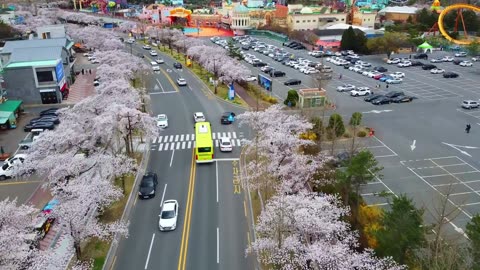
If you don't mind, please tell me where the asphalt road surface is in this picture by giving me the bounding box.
[113,42,256,270]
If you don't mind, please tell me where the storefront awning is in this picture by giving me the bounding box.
[0,100,22,112]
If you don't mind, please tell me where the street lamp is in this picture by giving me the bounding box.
[212,57,218,94]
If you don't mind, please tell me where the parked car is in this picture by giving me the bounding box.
[138,172,158,199]
[350,87,371,96]
[453,59,462,65]
[219,137,233,152]
[390,72,405,78]
[252,62,267,67]
[460,61,473,67]
[284,79,301,86]
[364,94,384,102]
[422,64,437,70]
[0,163,16,180]
[385,91,405,98]
[24,122,55,132]
[39,108,59,116]
[156,58,165,64]
[443,72,459,78]
[379,75,393,82]
[397,61,412,67]
[391,95,414,103]
[410,61,424,66]
[430,68,445,74]
[386,78,403,84]
[150,50,158,56]
[30,116,60,125]
[461,100,479,109]
[142,45,151,50]
[430,58,444,63]
[336,84,356,92]
[159,200,179,231]
[243,75,257,82]
[374,66,388,72]
[442,56,454,62]
[454,52,467,57]
[413,53,428,59]
[221,112,236,124]
[387,58,401,64]
[371,96,391,105]
[271,70,286,77]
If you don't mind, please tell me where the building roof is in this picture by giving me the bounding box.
[313,28,365,36]
[9,47,62,63]
[324,23,371,32]
[1,38,70,54]
[234,4,249,13]
[5,60,59,69]
[378,6,418,14]
[0,100,22,113]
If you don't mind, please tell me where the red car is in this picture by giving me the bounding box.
[373,73,384,80]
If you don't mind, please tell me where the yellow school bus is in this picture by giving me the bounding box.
[195,122,214,163]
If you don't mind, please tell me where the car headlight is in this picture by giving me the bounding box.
[149,190,155,195]
[138,191,142,195]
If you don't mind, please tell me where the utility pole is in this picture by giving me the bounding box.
[213,57,218,94]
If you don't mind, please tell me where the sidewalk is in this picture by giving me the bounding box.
[234,82,268,110]
[64,72,96,104]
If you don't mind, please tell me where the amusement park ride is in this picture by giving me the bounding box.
[429,0,480,45]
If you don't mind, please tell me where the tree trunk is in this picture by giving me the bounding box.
[351,125,357,156]
[74,241,82,259]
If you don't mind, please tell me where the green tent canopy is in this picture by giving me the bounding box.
[418,42,433,49]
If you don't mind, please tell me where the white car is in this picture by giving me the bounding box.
[156,114,168,128]
[176,78,187,86]
[193,112,206,122]
[387,58,401,64]
[244,75,257,82]
[368,71,382,78]
[390,72,405,78]
[159,200,178,231]
[91,59,99,64]
[151,62,160,71]
[4,153,27,166]
[87,56,96,61]
[386,78,403,84]
[151,42,158,47]
[150,50,158,56]
[472,57,479,62]
[126,38,135,44]
[336,84,356,92]
[397,61,412,67]
[83,52,94,57]
[350,87,371,96]
[219,137,233,152]
[430,58,444,63]
[0,163,16,180]
[156,58,164,64]
[304,68,318,74]
[143,45,151,50]
[442,56,454,62]
[260,65,272,72]
[455,52,467,57]
[460,61,473,67]
[430,68,445,74]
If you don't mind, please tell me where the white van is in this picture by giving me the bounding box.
[151,61,160,71]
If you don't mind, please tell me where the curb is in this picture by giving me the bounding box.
[155,47,248,110]
[102,144,151,270]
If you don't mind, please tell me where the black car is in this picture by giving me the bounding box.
[443,72,459,78]
[286,42,300,48]
[413,53,428,59]
[350,59,360,64]
[410,61,424,66]
[374,66,388,72]
[173,62,182,69]
[385,91,404,98]
[137,53,145,58]
[422,64,437,70]
[283,41,298,47]
[372,96,391,105]
[364,94,383,102]
[24,121,55,132]
[138,172,158,199]
[241,45,249,50]
[453,59,462,65]
[252,62,267,67]
[30,116,60,125]
[344,64,352,69]
[221,112,236,124]
[391,95,414,103]
[284,79,301,86]
[40,108,59,116]
[271,70,286,77]
[292,44,306,50]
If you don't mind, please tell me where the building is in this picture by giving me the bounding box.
[0,8,15,24]
[353,11,376,29]
[287,6,348,31]
[1,37,75,105]
[0,100,23,129]
[378,6,418,23]
[230,4,251,35]
[36,25,68,39]
[139,4,164,24]
[298,88,327,109]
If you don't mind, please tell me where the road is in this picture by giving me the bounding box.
[113,42,256,270]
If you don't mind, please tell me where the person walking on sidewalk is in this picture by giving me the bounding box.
[81,69,84,75]
[466,124,471,133]
[89,69,92,75]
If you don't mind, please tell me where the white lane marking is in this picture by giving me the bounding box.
[213,132,216,140]
[236,139,241,146]
[227,132,231,138]
[170,149,175,167]
[215,140,219,147]
[180,134,184,141]
[187,141,191,149]
[373,136,398,156]
[186,134,190,141]
[145,233,155,269]
[169,135,174,142]
[159,143,164,151]
[156,78,165,92]
[231,140,236,147]
[164,136,169,143]
[233,132,237,139]
[222,132,226,138]
[217,227,220,264]
[164,143,169,151]
[192,134,195,140]
[182,141,185,149]
[213,158,240,161]
[176,142,180,150]
[160,184,167,208]
[170,143,174,150]
[216,161,219,203]
[152,137,157,144]
[149,91,177,95]
[175,135,179,142]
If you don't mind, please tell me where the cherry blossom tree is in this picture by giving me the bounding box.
[248,192,404,270]
[68,25,124,51]
[0,198,37,269]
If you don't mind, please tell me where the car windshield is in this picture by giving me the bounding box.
[140,179,153,187]
[161,210,175,219]
[2,163,8,170]
[221,141,231,146]
[158,115,167,121]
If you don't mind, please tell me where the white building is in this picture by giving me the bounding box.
[230,4,251,35]
[36,25,68,39]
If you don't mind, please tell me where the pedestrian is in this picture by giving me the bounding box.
[339,74,342,79]
[466,124,471,133]
[89,69,92,75]
[409,55,412,59]
[81,69,84,75]
[386,84,389,89]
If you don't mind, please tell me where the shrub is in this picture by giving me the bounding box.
[343,132,351,138]
[358,205,383,249]
[267,96,278,104]
[327,113,345,138]
[284,90,299,107]
[357,130,367,137]
[300,131,317,141]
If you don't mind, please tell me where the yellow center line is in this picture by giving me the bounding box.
[0,180,42,186]
[178,149,196,270]
[145,54,180,92]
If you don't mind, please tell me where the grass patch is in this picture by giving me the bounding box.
[80,173,136,268]
[241,82,277,108]
[157,45,248,107]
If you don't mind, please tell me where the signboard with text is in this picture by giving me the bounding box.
[258,74,272,92]
[55,62,64,83]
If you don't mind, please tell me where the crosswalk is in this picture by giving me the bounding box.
[151,131,243,152]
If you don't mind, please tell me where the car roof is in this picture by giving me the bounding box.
[142,172,156,181]
[220,137,231,143]
[162,200,177,211]
[157,114,167,118]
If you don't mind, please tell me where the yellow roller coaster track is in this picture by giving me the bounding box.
[438,4,480,45]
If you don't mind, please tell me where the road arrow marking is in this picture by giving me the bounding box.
[410,140,416,151]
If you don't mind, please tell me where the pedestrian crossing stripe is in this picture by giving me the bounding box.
[154,139,243,152]
[151,131,239,144]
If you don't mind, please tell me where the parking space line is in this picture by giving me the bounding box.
[464,202,480,206]
[449,191,475,196]
[375,154,397,158]
[429,159,480,198]
[372,136,398,156]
